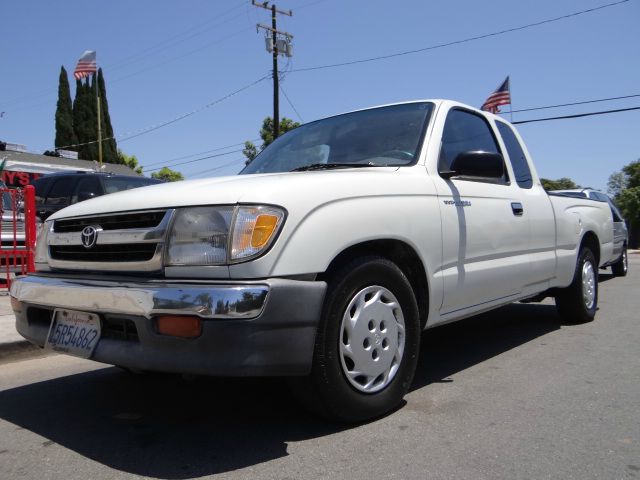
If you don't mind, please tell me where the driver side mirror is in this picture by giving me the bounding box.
[441,151,505,179]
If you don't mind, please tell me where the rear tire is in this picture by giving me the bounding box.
[291,256,421,423]
[611,247,628,277]
[555,247,598,324]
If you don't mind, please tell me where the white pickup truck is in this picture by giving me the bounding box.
[10,100,616,422]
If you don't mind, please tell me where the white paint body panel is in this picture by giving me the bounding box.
[47,100,614,329]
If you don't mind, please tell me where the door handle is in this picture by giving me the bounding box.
[511,202,524,216]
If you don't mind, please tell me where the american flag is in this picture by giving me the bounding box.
[73,50,97,80]
[481,76,511,114]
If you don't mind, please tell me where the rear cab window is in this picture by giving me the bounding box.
[496,122,533,189]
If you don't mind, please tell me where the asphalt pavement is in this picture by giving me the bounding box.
[0,254,639,479]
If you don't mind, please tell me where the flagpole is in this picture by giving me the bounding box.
[510,79,514,123]
[96,73,103,167]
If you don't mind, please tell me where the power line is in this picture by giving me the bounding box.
[143,139,259,168]
[0,3,249,110]
[511,93,640,113]
[289,0,630,73]
[513,106,640,124]
[56,75,270,149]
[280,85,304,122]
[109,27,252,86]
[189,157,247,178]
[105,1,247,71]
[145,149,244,172]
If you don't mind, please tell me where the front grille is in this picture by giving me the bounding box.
[54,210,167,233]
[50,243,157,262]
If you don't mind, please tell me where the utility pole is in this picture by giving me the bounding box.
[253,1,293,140]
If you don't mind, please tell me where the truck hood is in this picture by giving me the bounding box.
[49,167,414,220]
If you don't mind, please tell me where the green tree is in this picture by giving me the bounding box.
[117,149,143,174]
[622,159,640,189]
[607,171,627,198]
[243,141,258,162]
[609,159,640,248]
[73,78,99,162]
[54,66,78,150]
[243,116,301,164]
[151,166,184,182]
[72,71,119,163]
[539,177,581,191]
[97,68,118,163]
[617,187,640,226]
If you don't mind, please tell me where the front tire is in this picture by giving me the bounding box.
[555,247,598,324]
[611,247,628,277]
[293,256,421,423]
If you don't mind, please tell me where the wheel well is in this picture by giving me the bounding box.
[319,240,429,329]
[581,231,600,265]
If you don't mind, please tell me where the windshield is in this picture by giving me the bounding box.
[241,102,433,174]
[103,176,162,194]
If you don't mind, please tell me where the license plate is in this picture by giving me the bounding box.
[45,309,101,359]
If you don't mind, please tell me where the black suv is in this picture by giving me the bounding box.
[32,172,162,221]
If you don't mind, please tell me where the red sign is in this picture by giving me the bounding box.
[2,171,42,188]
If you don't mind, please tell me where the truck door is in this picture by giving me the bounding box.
[495,121,556,288]
[432,108,531,314]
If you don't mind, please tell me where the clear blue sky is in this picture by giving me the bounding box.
[1,0,638,190]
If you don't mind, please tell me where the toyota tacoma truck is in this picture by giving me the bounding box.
[10,100,616,422]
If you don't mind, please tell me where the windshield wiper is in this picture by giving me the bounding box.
[291,162,374,172]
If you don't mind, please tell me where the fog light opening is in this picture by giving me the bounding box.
[155,316,202,338]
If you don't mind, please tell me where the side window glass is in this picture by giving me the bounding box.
[34,178,52,205]
[607,199,623,221]
[439,109,506,182]
[46,177,76,207]
[496,122,533,189]
[72,176,102,204]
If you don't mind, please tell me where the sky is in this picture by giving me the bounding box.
[1,0,638,191]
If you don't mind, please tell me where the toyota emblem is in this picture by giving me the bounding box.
[81,226,100,249]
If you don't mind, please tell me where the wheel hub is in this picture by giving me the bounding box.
[582,260,596,309]
[339,285,405,393]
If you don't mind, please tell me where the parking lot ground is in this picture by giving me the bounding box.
[0,256,639,479]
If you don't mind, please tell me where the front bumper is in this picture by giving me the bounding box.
[10,274,326,376]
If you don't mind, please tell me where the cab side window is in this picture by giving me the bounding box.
[439,109,507,183]
[496,122,533,189]
[33,177,53,206]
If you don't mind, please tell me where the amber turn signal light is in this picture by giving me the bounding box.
[155,315,202,338]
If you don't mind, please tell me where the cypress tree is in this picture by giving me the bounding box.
[54,66,78,150]
[73,77,98,161]
[97,68,118,163]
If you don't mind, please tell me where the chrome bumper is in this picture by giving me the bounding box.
[10,273,327,376]
[10,274,269,319]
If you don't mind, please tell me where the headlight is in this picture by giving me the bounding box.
[34,221,52,266]
[166,205,285,266]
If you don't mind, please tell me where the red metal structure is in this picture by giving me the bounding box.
[0,185,36,288]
